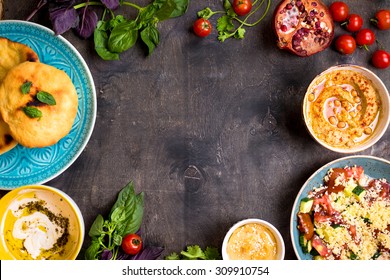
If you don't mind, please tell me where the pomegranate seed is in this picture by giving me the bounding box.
[311,2,317,6]
[296,0,302,7]
[286,3,293,10]
[281,25,288,32]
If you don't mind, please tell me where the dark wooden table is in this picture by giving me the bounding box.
[1,0,389,260]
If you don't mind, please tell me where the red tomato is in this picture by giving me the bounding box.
[297,213,314,240]
[311,235,331,257]
[343,14,363,32]
[122,233,143,255]
[232,0,252,16]
[326,168,346,193]
[329,1,349,22]
[371,49,390,69]
[371,10,390,30]
[355,28,376,48]
[335,34,356,54]
[193,18,212,37]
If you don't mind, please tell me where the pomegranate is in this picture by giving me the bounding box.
[273,0,334,57]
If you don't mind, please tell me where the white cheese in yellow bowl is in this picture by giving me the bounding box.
[0,185,84,260]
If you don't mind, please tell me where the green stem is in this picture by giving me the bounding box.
[122,1,142,10]
[234,0,270,27]
[74,1,103,10]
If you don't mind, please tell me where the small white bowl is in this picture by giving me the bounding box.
[303,64,390,153]
[0,185,84,260]
[222,218,285,260]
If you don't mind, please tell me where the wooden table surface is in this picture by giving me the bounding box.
[1,0,389,260]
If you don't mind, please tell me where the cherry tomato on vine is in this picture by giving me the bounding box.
[335,34,356,55]
[232,0,252,16]
[122,233,143,255]
[343,14,363,32]
[371,50,390,69]
[329,1,349,22]
[355,28,376,48]
[193,18,212,37]
[371,10,390,30]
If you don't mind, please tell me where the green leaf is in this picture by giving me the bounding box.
[109,181,136,217]
[139,4,158,23]
[224,0,237,17]
[217,15,235,33]
[37,91,56,105]
[180,245,206,260]
[204,247,222,260]
[108,15,126,30]
[169,0,189,18]
[197,8,214,20]
[234,27,246,39]
[113,233,123,246]
[165,252,180,260]
[84,240,101,260]
[23,106,42,119]
[94,21,120,60]
[108,20,139,53]
[218,32,230,42]
[21,81,32,94]
[115,192,144,236]
[110,205,127,225]
[88,214,104,237]
[153,0,176,21]
[140,25,160,56]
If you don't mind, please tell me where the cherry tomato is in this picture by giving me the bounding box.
[329,1,349,22]
[335,34,356,54]
[193,18,212,37]
[371,10,390,30]
[355,28,375,48]
[343,14,363,32]
[232,0,252,16]
[122,233,143,255]
[371,49,390,69]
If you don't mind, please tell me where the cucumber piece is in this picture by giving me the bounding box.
[299,197,314,213]
[299,234,312,254]
[352,185,366,200]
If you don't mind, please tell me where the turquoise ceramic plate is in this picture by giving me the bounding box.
[0,20,96,189]
[290,155,390,260]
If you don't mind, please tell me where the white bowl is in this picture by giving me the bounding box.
[0,185,84,260]
[222,218,285,260]
[303,64,390,153]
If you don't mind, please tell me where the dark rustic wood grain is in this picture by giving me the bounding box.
[1,0,389,260]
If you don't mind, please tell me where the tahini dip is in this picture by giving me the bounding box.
[306,69,381,148]
[226,223,278,260]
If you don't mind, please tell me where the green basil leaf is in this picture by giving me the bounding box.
[108,20,139,53]
[139,4,158,23]
[109,181,136,218]
[116,192,144,236]
[88,214,104,237]
[112,233,123,247]
[140,25,160,56]
[37,91,56,105]
[169,0,189,18]
[153,0,176,21]
[94,20,120,61]
[110,205,127,225]
[21,81,32,94]
[84,240,101,260]
[23,106,42,119]
[108,15,126,30]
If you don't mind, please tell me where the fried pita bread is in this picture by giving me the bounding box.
[0,61,78,148]
[0,37,40,154]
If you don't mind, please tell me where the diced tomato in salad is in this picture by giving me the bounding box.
[311,235,331,257]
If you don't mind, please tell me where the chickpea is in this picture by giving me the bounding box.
[308,93,315,102]
[337,121,346,129]
[334,100,341,107]
[328,116,337,125]
[357,105,362,111]
[351,89,358,97]
[354,97,361,103]
[364,127,372,135]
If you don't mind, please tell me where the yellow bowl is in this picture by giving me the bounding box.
[0,185,84,260]
[303,64,390,153]
[222,218,285,260]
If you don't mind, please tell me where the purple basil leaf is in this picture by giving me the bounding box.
[75,8,98,39]
[129,246,164,260]
[49,5,79,35]
[101,249,113,260]
[101,0,120,10]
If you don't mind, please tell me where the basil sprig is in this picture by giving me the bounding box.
[21,81,32,94]
[37,91,56,106]
[85,181,144,260]
[23,106,42,119]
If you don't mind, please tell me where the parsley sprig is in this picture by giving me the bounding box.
[197,0,271,42]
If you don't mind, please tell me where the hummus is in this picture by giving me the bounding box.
[226,223,278,260]
[306,69,381,149]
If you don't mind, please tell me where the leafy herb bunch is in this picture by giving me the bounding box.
[27,0,189,60]
[85,181,163,260]
[197,0,271,42]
